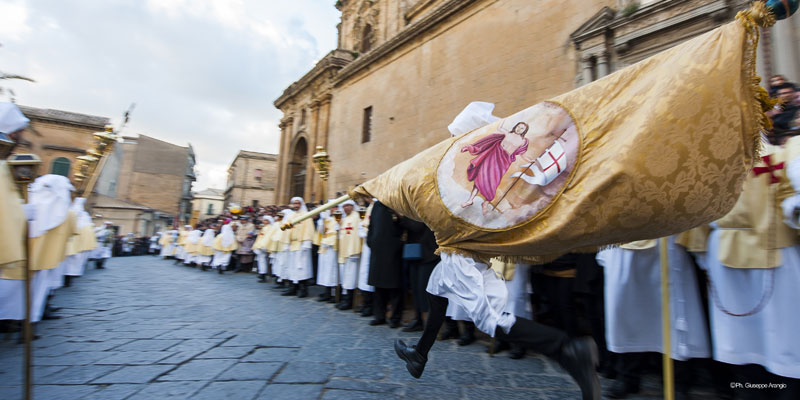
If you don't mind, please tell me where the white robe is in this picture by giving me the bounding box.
[64,251,89,277]
[275,245,290,281]
[289,245,314,283]
[339,256,360,290]
[211,251,231,268]
[504,264,533,319]
[160,243,175,257]
[427,252,515,337]
[597,237,711,361]
[254,249,268,274]
[0,270,51,322]
[705,229,800,379]
[357,243,374,292]
[316,245,338,287]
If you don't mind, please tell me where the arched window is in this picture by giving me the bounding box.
[51,157,71,177]
[361,24,373,53]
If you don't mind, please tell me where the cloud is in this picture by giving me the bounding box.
[1,0,339,191]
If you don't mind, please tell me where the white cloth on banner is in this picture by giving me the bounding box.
[339,256,360,290]
[357,243,374,292]
[447,101,500,137]
[0,270,50,322]
[504,264,533,319]
[427,252,515,337]
[211,251,231,268]
[255,249,268,274]
[316,246,338,287]
[704,229,800,379]
[289,248,313,283]
[597,237,711,361]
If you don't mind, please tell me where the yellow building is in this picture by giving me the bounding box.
[192,188,225,221]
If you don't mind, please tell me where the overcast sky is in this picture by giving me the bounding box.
[0,0,340,190]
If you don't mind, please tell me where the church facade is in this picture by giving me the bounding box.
[274,0,797,204]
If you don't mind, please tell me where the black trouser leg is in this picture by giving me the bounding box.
[389,288,405,324]
[495,317,569,359]
[415,293,448,358]
[373,288,388,321]
[96,258,105,269]
[612,352,644,388]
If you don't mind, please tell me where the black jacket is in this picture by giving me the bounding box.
[367,201,404,288]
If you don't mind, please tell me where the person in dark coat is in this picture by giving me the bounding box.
[366,201,405,328]
[398,217,440,332]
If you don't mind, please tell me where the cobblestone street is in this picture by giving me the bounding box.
[1,256,679,399]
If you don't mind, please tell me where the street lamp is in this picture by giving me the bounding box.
[7,153,42,201]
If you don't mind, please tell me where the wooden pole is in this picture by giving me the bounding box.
[21,184,32,400]
[659,237,675,400]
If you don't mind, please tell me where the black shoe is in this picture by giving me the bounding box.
[327,296,338,304]
[258,274,266,282]
[336,294,352,310]
[509,344,526,359]
[457,331,475,346]
[360,306,373,317]
[318,292,332,302]
[440,328,459,341]
[389,319,401,329]
[489,340,511,353]
[63,276,72,287]
[605,379,640,399]
[369,318,386,326]
[297,284,308,298]
[218,267,223,275]
[42,313,62,320]
[402,320,423,332]
[394,339,427,379]
[273,281,284,289]
[557,337,601,400]
[282,285,298,296]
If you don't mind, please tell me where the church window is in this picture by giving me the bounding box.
[300,108,307,126]
[254,168,263,182]
[362,106,372,143]
[51,157,70,177]
[207,203,214,215]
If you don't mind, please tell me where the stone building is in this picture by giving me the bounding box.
[88,194,157,236]
[15,105,110,184]
[96,134,196,225]
[224,150,278,209]
[192,188,225,221]
[273,0,799,204]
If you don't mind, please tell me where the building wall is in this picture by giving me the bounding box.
[16,118,106,185]
[326,0,616,192]
[192,196,225,220]
[90,208,149,236]
[225,152,278,208]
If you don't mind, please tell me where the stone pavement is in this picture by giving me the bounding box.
[0,256,707,399]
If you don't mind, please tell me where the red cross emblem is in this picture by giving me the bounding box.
[344,225,354,235]
[541,150,565,173]
[752,154,784,185]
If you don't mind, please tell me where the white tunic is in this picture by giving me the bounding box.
[427,252,516,337]
[357,243,374,292]
[160,243,175,257]
[288,247,314,283]
[597,237,710,361]
[254,249,268,274]
[504,264,533,319]
[65,252,89,277]
[705,229,800,379]
[0,270,51,322]
[339,256,360,290]
[316,245,338,287]
[211,251,232,268]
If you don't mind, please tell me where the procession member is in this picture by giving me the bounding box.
[159,229,175,258]
[197,225,216,270]
[597,238,711,398]
[2,174,78,330]
[92,221,114,269]
[273,210,293,289]
[183,226,202,265]
[63,197,97,287]
[212,223,238,274]
[366,201,404,328]
[356,199,375,316]
[121,232,135,256]
[149,232,161,255]
[0,102,34,333]
[174,225,191,263]
[703,137,800,399]
[284,197,314,298]
[267,213,284,282]
[253,216,274,281]
[335,200,362,310]
[315,206,339,302]
[503,262,533,358]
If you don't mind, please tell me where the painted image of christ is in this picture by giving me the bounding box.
[460,121,533,214]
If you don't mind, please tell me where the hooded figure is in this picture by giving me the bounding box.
[64,197,96,280]
[184,228,202,265]
[197,228,216,269]
[253,216,275,281]
[159,229,176,258]
[283,197,314,297]
[316,202,341,302]
[212,223,238,273]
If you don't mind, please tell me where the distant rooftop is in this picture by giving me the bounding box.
[18,105,110,129]
[194,188,225,198]
[237,150,278,160]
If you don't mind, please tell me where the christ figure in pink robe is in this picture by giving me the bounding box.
[460,121,533,214]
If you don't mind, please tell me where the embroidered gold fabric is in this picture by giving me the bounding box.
[351,16,767,264]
